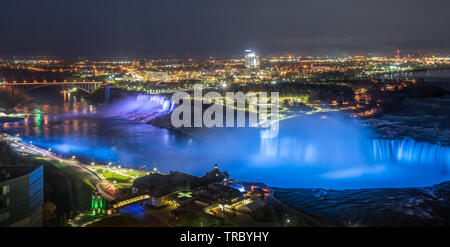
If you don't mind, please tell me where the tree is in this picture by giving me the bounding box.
[43,201,57,226]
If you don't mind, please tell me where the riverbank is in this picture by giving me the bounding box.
[364,95,450,145]
[0,106,26,123]
[0,87,29,122]
[3,133,338,227]
[274,180,450,227]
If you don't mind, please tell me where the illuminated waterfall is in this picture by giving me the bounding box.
[103,94,175,122]
[370,139,449,167]
[260,137,449,169]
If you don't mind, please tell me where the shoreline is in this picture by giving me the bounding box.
[3,132,448,227]
[1,133,335,226]
[4,132,448,191]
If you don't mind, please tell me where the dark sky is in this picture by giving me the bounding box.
[1,0,449,58]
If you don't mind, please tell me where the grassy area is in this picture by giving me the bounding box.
[50,162,95,189]
[37,158,95,211]
[88,166,148,188]
[87,214,144,227]
[113,183,133,189]
[95,169,131,183]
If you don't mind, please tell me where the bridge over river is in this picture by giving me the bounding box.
[0,81,106,93]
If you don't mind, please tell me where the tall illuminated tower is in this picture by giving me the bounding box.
[396,49,401,59]
[244,50,260,69]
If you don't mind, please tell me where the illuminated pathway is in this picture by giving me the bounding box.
[1,134,117,201]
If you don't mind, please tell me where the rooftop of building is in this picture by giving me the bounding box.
[133,164,229,197]
[133,171,199,197]
[0,166,41,183]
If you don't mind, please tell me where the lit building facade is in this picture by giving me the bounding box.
[244,50,260,69]
[0,166,44,227]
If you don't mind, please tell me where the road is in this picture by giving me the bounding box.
[1,135,117,201]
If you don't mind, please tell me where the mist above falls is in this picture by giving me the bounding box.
[195,113,449,188]
[101,94,175,122]
[93,94,449,188]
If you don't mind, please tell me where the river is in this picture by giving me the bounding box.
[1,69,449,226]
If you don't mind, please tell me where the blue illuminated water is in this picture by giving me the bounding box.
[5,91,449,190]
[3,89,449,226]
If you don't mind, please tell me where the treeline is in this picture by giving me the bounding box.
[115,80,201,90]
[222,81,356,104]
[367,80,447,113]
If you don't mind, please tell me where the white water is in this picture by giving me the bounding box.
[102,94,175,122]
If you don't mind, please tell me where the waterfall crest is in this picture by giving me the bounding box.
[102,94,175,122]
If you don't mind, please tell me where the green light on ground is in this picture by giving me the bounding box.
[177,191,192,198]
[90,194,106,216]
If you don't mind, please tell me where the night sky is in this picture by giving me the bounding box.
[1,0,449,58]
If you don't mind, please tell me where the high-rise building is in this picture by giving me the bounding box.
[144,60,153,68]
[244,50,260,69]
[131,60,141,68]
[0,166,44,227]
[395,49,401,59]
